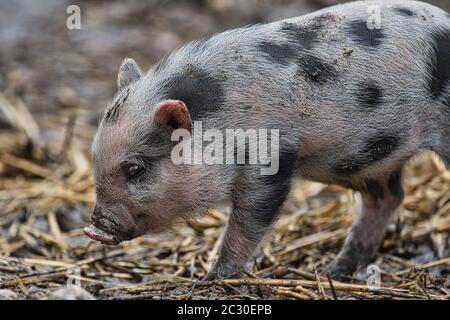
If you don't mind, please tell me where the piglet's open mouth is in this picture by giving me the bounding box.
[84,225,119,246]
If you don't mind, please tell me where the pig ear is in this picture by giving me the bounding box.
[154,100,192,132]
[117,58,142,91]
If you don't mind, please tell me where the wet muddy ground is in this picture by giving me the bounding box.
[0,0,449,300]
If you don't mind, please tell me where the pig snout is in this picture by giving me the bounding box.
[84,206,122,246]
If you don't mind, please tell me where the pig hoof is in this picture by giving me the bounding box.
[203,269,235,281]
[322,261,355,281]
[203,264,243,281]
[202,271,220,281]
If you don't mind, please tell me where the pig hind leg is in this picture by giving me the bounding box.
[324,169,405,279]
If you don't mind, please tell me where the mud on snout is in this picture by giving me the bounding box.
[84,205,141,246]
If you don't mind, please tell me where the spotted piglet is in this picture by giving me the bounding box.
[84,0,450,279]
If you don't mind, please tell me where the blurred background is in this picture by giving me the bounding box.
[0,0,449,300]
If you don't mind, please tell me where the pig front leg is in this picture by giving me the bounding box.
[324,170,405,279]
[205,152,297,280]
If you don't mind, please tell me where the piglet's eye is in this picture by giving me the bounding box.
[126,164,145,180]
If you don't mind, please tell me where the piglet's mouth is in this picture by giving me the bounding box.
[84,225,120,246]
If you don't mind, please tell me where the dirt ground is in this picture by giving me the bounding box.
[0,0,449,300]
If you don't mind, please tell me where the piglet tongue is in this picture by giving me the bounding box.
[84,225,119,246]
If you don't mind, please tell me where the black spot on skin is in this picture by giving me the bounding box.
[297,55,338,84]
[364,135,400,163]
[346,19,385,48]
[280,23,319,51]
[387,170,405,199]
[257,41,299,66]
[334,135,400,175]
[356,82,384,109]
[254,149,298,225]
[427,29,450,100]
[364,179,384,199]
[259,13,337,66]
[280,13,335,51]
[161,65,224,121]
[393,7,415,17]
[232,148,297,227]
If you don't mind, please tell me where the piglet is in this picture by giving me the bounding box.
[85,0,450,279]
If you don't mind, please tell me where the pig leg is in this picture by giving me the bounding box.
[205,152,297,280]
[324,170,405,279]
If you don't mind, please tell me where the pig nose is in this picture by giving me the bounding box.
[90,205,107,226]
[85,205,119,245]
[93,205,102,217]
[91,204,107,229]
[90,205,102,226]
